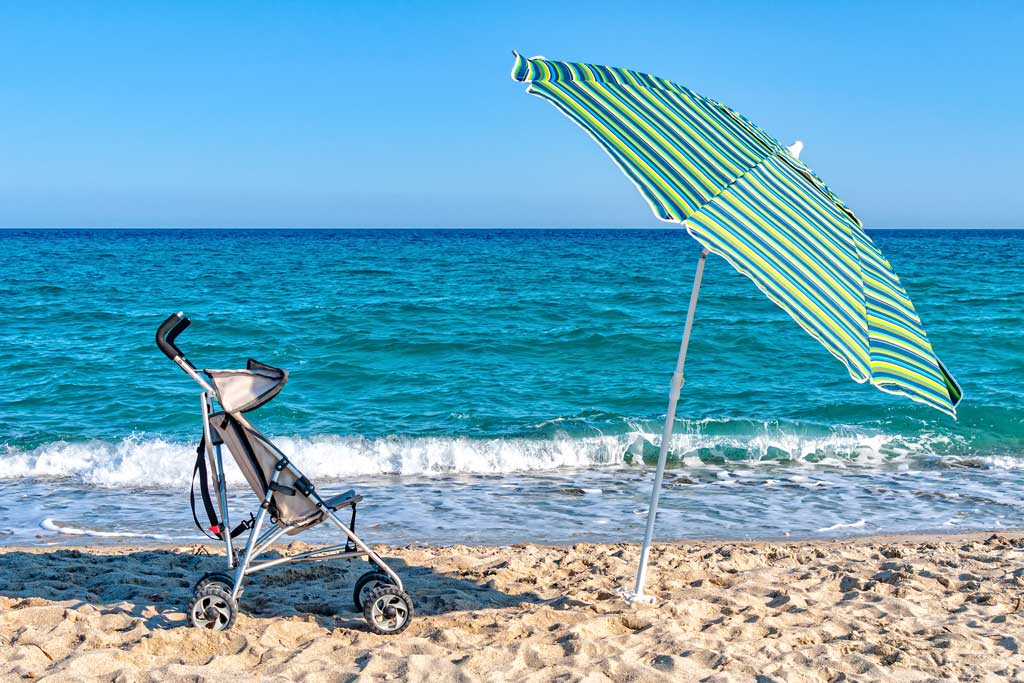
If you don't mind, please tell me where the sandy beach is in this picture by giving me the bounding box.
[0,532,1020,682]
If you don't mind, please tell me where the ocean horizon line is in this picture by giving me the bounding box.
[2,225,1023,231]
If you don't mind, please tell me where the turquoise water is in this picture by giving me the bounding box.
[1,228,1022,545]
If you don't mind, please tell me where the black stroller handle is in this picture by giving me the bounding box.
[157,311,191,360]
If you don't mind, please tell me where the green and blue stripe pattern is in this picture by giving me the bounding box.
[512,53,961,416]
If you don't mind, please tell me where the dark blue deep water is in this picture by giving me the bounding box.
[1,228,1021,545]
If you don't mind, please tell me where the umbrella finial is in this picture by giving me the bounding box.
[787,140,804,159]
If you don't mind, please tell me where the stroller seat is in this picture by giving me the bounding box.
[209,412,367,534]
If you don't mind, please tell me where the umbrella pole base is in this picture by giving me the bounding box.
[621,590,656,605]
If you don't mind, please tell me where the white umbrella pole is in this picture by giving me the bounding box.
[627,248,708,603]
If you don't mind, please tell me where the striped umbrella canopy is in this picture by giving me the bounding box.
[511,52,960,416]
[511,53,961,602]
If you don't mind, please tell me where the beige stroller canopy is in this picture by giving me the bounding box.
[205,359,288,414]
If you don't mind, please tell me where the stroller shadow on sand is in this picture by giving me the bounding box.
[0,546,547,632]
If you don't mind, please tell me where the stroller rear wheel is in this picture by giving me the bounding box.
[352,570,396,612]
[363,585,413,635]
[193,571,236,597]
[189,585,238,631]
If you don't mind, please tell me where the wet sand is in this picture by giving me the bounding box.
[1,532,1022,681]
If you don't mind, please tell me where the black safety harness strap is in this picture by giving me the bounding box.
[190,436,253,540]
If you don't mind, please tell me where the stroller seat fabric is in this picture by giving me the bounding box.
[210,413,320,527]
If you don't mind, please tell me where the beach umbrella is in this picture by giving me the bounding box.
[510,53,962,602]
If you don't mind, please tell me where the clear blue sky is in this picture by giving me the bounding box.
[0,2,1021,228]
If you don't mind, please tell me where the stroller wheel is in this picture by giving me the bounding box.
[363,585,413,635]
[352,570,396,612]
[193,572,236,597]
[189,585,238,631]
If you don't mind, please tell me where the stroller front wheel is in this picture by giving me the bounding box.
[363,585,413,635]
[352,570,396,612]
[193,571,237,597]
[189,585,238,631]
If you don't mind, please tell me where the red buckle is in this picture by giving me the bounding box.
[209,525,221,535]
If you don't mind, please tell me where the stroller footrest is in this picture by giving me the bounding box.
[323,490,362,511]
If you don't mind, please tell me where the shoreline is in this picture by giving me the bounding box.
[2,531,1023,681]
[16,527,1024,550]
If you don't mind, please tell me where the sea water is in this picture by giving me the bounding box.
[1,228,1021,545]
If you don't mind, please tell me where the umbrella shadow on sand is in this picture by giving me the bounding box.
[0,547,546,632]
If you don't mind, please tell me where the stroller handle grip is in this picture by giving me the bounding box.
[157,311,191,360]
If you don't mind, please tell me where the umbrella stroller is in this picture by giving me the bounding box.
[156,311,413,634]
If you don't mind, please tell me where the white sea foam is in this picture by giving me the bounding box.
[0,433,632,488]
[0,427,1012,490]
[40,518,173,540]
[817,519,867,533]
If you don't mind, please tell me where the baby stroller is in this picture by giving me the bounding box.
[156,312,413,634]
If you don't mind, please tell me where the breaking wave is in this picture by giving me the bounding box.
[0,433,629,487]
[0,422,1017,489]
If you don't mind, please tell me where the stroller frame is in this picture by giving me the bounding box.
[197,394,403,595]
[157,312,413,634]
